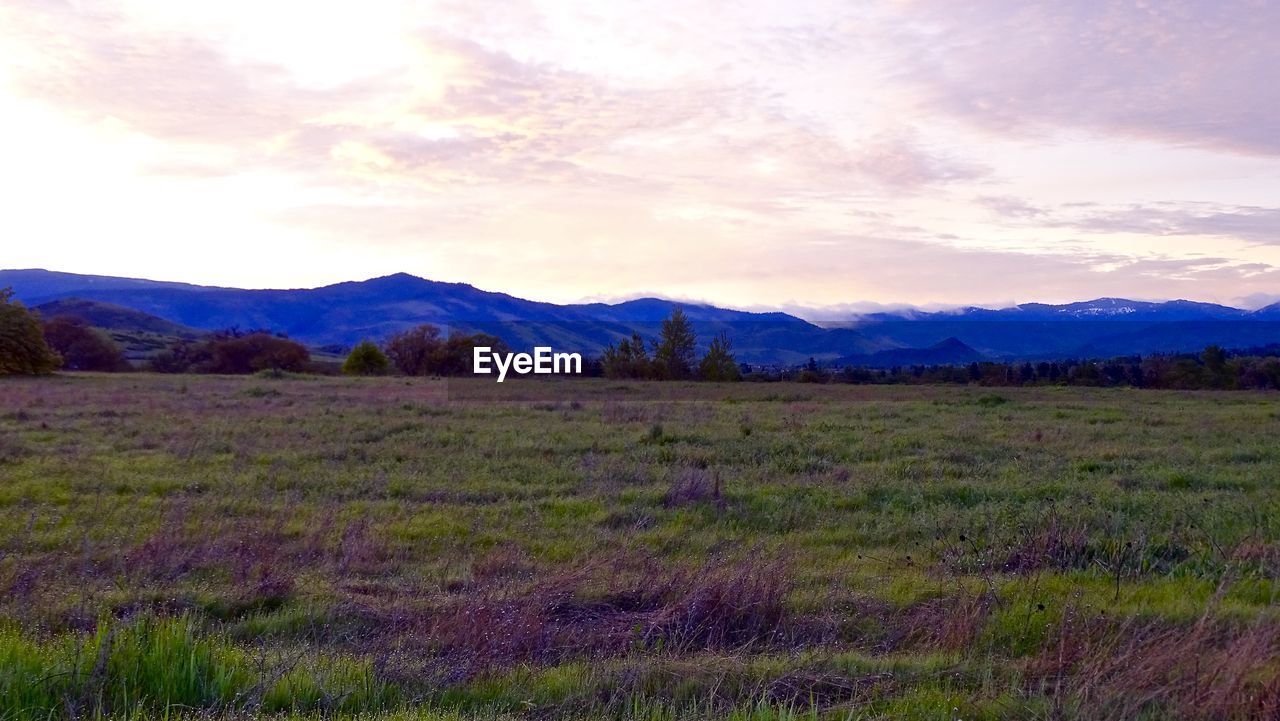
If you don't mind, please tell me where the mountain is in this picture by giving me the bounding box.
[5,269,1280,364]
[3,269,874,364]
[849,298,1277,360]
[33,298,204,337]
[0,269,219,298]
[31,298,207,362]
[1254,301,1280,319]
[833,337,984,368]
[859,298,1248,323]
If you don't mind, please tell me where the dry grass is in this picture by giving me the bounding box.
[2,374,1280,720]
[1031,593,1280,720]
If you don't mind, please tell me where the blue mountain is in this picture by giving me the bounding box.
[5,269,1280,364]
[2,270,871,363]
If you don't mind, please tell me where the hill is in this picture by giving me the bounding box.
[33,298,204,337]
[5,269,1280,364]
[32,298,207,361]
[833,336,984,368]
[4,270,872,364]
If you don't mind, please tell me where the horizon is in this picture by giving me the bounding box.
[2,2,1279,309]
[5,266,1278,322]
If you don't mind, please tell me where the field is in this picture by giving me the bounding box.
[1,374,1279,720]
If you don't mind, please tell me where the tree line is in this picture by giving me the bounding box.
[598,307,741,381]
[6,288,1280,389]
[339,326,509,376]
[1,289,127,374]
[774,345,1280,390]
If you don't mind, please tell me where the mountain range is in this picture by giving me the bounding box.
[4,268,1280,366]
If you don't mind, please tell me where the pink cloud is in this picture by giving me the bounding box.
[895,0,1280,155]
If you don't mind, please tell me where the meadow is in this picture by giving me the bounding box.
[1,373,1278,720]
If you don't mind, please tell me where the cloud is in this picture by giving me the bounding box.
[1074,204,1280,245]
[1,2,984,197]
[1,2,385,147]
[976,195,1050,220]
[894,0,1280,155]
[1,0,1276,309]
[979,196,1280,246]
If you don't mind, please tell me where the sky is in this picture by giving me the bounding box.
[2,0,1280,317]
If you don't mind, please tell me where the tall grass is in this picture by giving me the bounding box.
[5,375,1280,719]
[0,617,393,720]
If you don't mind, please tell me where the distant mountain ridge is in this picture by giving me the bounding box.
[5,269,1280,365]
[859,297,1254,322]
[32,298,204,337]
[4,269,867,364]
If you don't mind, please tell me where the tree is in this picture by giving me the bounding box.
[203,333,309,374]
[1202,345,1230,388]
[654,307,696,380]
[798,357,826,383]
[0,288,60,375]
[602,332,652,379]
[384,324,444,376]
[343,340,390,375]
[149,339,209,373]
[440,332,508,376]
[42,316,129,371]
[698,332,740,382]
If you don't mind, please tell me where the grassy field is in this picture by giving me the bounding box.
[1,374,1279,720]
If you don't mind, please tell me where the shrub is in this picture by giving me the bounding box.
[440,332,507,375]
[207,333,309,374]
[42,316,130,371]
[148,339,206,373]
[343,340,390,375]
[602,332,653,379]
[151,333,309,374]
[384,324,444,376]
[0,288,60,375]
[664,467,723,507]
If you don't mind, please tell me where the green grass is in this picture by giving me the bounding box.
[1,374,1279,719]
[0,617,392,719]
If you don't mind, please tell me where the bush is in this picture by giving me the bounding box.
[602,332,653,379]
[149,333,309,374]
[0,288,60,375]
[440,332,508,375]
[42,316,130,371]
[343,340,390,375]
[207,333,309,374]
[384,324,444,376]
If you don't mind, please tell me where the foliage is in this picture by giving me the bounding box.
[698,332,741,381]
[0,288,60,375]
[42,315,130,371]
[343,340,391,375]
[437,332,509,376]
[603,309,740,382]
[761,345,1280,390]
[380,326,511,377]
[653,307,696,380]
[150,332,309,374]
[385,324,445,376]
[602,332,653,379]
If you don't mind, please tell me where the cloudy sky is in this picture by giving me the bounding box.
[2,0,1279,315]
